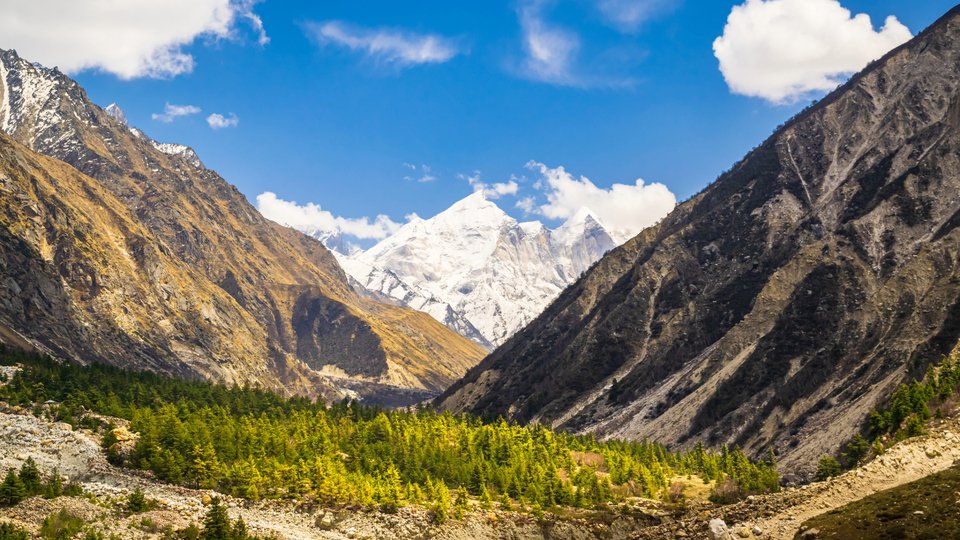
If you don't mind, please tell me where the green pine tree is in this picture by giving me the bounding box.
[200,497,231,540]
[43,468,63,499]
[0,470,26,506]
[17,458,41,495]
[127,488,149,513]
[432,483,451,524]
[453,486,469,519]
[479,485,493,510]
[231,516,248,540]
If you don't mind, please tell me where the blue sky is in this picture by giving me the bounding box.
[2,0,956,243]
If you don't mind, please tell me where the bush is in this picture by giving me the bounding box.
[127,488,152,513]
[708,475,739,504]
[39,509,85,540]
[815,456,842,481]
[667,481,685,504]
[0,523,29,540]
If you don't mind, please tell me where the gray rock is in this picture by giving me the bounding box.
[709,518,734,540]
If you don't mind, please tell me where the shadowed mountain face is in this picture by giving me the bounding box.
[438,7,960,474]
[0,49,485,400]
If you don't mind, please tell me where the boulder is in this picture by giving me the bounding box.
[708,518,734,540]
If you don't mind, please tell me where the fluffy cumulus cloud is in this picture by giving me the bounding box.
[256,192,402,241]
[461,172,519,199]
[594,0,678,32]
[527,162,675,242]
[713,0,912,103]
[306,21,461,67]
[0,0,268,79]
[207,113,239,129]
[152,103,201,123]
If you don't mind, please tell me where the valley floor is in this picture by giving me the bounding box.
[0,408,658,539]
[1,404,959,539]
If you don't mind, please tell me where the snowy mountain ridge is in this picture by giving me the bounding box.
[329,191,619,348]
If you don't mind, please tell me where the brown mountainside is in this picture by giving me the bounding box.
[0,49,485,400]
[438,6,960,474]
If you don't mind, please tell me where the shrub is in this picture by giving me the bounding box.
[815,456,842,481]
[39,509,85,540]
[0,523,29,540]
[126,488,151,513]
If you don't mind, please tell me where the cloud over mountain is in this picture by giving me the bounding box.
[528,162,676,242]
[256,191,402,240]
[714,0,912,103]
[0,0,268,79]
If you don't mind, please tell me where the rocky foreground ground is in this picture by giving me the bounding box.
[0,404,958,539]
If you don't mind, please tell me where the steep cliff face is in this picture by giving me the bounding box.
[0,50,485,398]
[438,6,960,473]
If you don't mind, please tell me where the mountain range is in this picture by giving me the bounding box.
[438,6,960,475]
[325,191,619,349]
[0,48,486,404]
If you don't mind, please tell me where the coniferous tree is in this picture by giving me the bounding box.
[43,468,63,499]
[453,486,469,519]
[0,470,25,506]
[479,485,493,510]
[201,497,231,540]
[127,488,149,513]
[231,516,248,540]
[17,458,41,495]
[432,483,451,524]
[498,492,512,511]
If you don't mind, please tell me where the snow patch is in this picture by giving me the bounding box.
[150,140,202,168]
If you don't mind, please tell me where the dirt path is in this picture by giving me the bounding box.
[741,416,960,539]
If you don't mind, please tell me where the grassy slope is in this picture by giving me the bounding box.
[798,463,960,539]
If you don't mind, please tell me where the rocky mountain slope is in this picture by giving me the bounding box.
[438,5,960,473]
[334,192,618,349]
[0,49,485,399]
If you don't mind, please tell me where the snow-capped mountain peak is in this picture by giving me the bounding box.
[553,207,603,243]
[332,193,620,348]
[0,49,76,143]
[104,103,127,126]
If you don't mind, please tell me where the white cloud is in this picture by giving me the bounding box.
[306,21,461,67]
[512,0,636,87]
[235,0,269,46]
[403,163,436,183]
[152,103,201,123]
[207,112,239,129]
[0,0,268,79]
[527,161,675,241]
[461,172,519,199]
[713,0,912,104]
[516,0,581,85]
[516,196,536,213]
[256,192,402,241]
[594,0,677,32]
